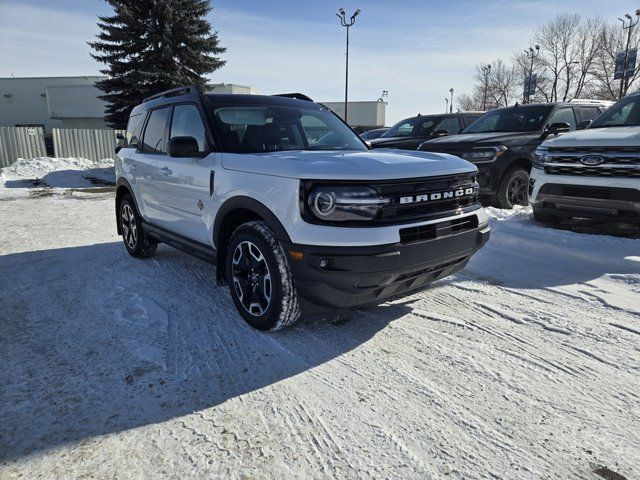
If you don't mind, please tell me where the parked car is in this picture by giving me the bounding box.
[115,86,490,331]
[418,101,608,208]
[360,127,389,140]
[369,112,483,150]
[530,93,640,226]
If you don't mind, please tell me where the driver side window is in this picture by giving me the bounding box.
[436,117,460,135]
[547,108,577,130]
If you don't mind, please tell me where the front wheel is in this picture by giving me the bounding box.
[494,167,530,209]
[226,221,301,331]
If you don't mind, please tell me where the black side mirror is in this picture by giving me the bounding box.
[432,129,450,138]
[116,133,125,140]
[542,122,571,138]
[168,136,202,157]
[577,120,592,130]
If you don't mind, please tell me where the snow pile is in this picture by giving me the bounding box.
[0,157,114,197]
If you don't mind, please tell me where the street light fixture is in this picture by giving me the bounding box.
[618,10,640,98]
[444,97,449,114]
[449,88,454,113]
[336,8,361,124]
[481,64,491,110]
[524,45,540,104]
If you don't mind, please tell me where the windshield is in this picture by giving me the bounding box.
[590,95,640,128]
[381,116,438,138]
[211,104,367,153]
[462,105,553,133]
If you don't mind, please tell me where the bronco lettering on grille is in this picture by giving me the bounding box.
[399,187,477,204]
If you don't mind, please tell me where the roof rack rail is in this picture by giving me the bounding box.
[143,84,203,103]
[273,93,314,102]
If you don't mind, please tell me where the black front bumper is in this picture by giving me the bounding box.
[284,226,490,308]
[533,184,640,224]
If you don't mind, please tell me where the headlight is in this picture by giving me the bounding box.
[306,186,390,222]
[533,146,549,169]
[462,146,507,162]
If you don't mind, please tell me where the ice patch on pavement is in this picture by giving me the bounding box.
[114,289,168,332]
[125,341,166,369]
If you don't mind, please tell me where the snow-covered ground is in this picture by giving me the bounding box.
[0,160,639,479]
[0,157,114,198]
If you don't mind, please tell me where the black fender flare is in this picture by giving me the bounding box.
[115,178,139,235]
[213,196,292,283]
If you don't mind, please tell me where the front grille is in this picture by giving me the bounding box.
[545,146,640,177]
[399,215,478,244]
[562,186,612,199]
[545,165,640,178]
[371,173,480,224]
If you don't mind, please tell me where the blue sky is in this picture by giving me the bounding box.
[0,0,633,123]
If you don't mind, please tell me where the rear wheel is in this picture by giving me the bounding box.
[226,221,301,331]
[494,167,530,209]
[119,195,157,258]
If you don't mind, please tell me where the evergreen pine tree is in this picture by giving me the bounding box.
[89,0,226,128]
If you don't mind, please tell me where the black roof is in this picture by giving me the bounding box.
[131,91,321,116]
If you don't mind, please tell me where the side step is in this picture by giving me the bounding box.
[142,221,216,264]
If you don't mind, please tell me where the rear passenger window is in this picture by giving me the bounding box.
[170,104,207,152]
[125,113,143,147]
[142,107,171,153]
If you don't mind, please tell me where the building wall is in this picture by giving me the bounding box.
[0,76,385,135]
[0,76,107,133]
[321,101,386,129]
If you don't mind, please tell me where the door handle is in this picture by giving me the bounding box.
[158,167,172,176]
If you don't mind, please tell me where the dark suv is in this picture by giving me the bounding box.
[369,112,483,150]
[418,102,609,208]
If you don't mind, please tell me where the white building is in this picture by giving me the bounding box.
[0,76,386,133]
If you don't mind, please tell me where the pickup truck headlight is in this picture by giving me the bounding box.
[307,186,390,222]
[462,146,507,162]
[533,146,549,169]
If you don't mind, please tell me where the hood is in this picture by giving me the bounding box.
[542,126,640,148]
[221,149,476,180]
[423,131,539,148]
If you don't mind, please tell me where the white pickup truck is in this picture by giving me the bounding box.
[530,93,640,226]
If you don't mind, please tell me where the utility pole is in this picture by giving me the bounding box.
[618,10,640,99]
[336,8,361,124]
[481,64,491,110]
[449,88,454,113]
[524,45,540,104]
[444,97,449,114]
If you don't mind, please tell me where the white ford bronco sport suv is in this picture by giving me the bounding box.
[115,85,490,331]
[531,93,640,226]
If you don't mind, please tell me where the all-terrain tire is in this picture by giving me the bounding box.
[493,166,530,209]
[226,221,301,331]
[119,195,157,258]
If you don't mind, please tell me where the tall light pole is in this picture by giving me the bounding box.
[444,97,449,113]
[449,88,454,113]
[524,45,540,104]
[618,10,640,99]
[336,8,361,124]
[481,64,491,110]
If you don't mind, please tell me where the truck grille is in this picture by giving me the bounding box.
[371,173,480,225]
[544,146,640,178]
[399,214,479,244]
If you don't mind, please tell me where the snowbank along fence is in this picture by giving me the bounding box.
[52,129,125,162]
[0,126,47,168]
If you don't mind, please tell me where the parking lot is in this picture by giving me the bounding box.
[1,182,638,479]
